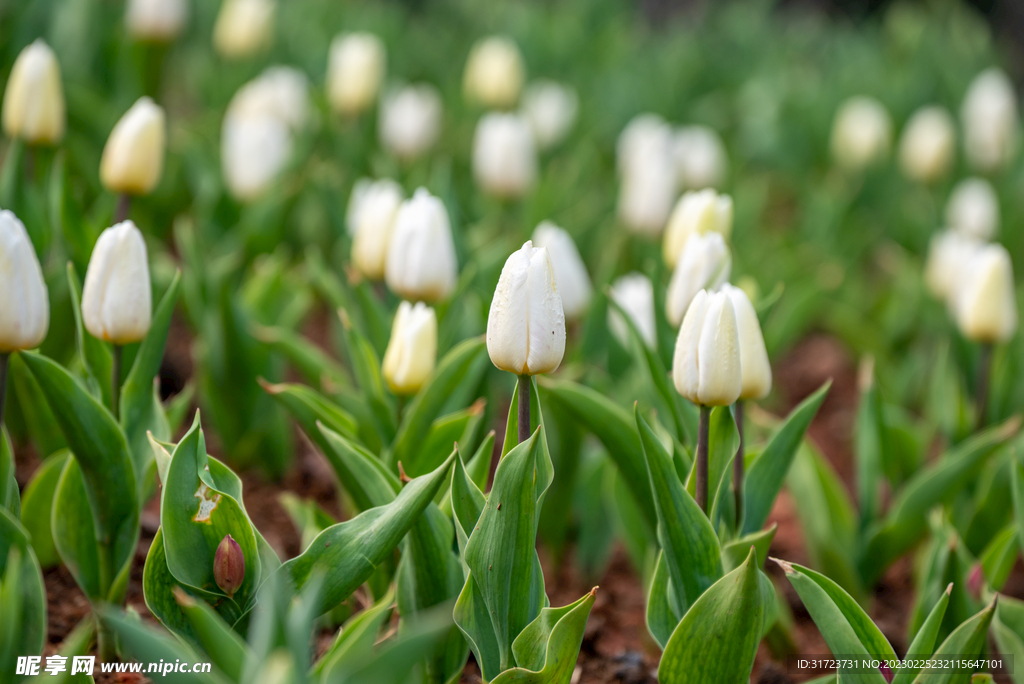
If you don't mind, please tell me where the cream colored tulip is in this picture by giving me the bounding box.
[830,96,892,170]
[463,36,524,109]
[954,244,1018,344]
[2,40,65,145]
[126,0,189,42]
[213,0,274,58]
[227,67,309,131]
[946,177,999,241]
[327,33,386,116]
[221,114,290,202]
[672,289,742,407]
[100,97,166,196]
[673,125,728,190]
[722,284,771,400]
[608,273,656,350]
[486,240,565,376]
[531,221,592,320]
[521,80,577,150]
[351,179,403,280]
[379,84,442,160]
[663,189,733,268]
[898,106,956,183]
[666,232,731,327]
[472,113,537,199]
[617,115,677,236]
[961,68,1019,172]
[81,221,152,345]
[385,188,457,302]
[382,301,437,394]
[0,210,49,352]
[924,229,984,303]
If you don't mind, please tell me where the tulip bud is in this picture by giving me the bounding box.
[722,284,771,400]
[961,68,1019,173]
[2,40,65,146]
[946,177,999,241]
[666,232,731,327]
[463,36,525,109]
[673,125,728,190]
[617,115,677,235]
[382,301,437,394]
[351,179,403,280]
[213,0,274,58]
[531,221,592,320]
[327,33,386,116]
[221,114,291,202]
[0,210,49,352]
[521,80,577,150]
[228,67,309,131]
[673,289,742,407]
[385,188,458,302]
[346,178,372,236]
[213,534,245,597]
[126,0,189,42]
[472,113,537,199]
[953,244,1018,344]
[662,189,733,268]
[608,273,656,350]
[924,230,983,302]
[379,84,443,161]
[898,106,955,183]
[830,96,892,170]
[100,97,166,196]
[486,240,565,376]
[81,221,152,345]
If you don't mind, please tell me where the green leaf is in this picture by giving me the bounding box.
[7,354,65,456]
[722,524,777,572]
[0,509,46,679]
[143,527,204,643]
[891,584,949,684]
[278,492,337,553]
[51,459,103,599]
[175,587,249,681]
[0,429,17,519]
[338,309,396,445]
[978,523,1018,592]
[406,401,486,478]
[66,262,112,407]
[19,450,68,567]
[251,323,351,389]
[282,452,456,615]
[48,618,97,684]
[450,447,486,561]
[317,421,400,509]
[913,598,996,684]
[658,547,774,684]
[992,595,1024,684]
[742,381,830,535]
[855,369,884,526]
[314,588,394,679]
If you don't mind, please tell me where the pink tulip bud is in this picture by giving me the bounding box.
[214,534,244,597]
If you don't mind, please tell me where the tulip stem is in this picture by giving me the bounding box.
[733,400,745,526]
[696,405,711,515]
[114,193,131,224]
[111,345,122,420]
[976,343,992,430]
[517,374,530,445]
[0,353,9,430]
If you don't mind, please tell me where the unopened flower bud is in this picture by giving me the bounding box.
[379,84,443,161]
[666,232,731,327]
[81,221,152,344]
[0,210,49,352]
[722,284,771,400]
[463,36,524,109]
[521,80,577,150]
[962,68,1019,173]
[924,230,983,302]
[673,289,742,407]
[608,273,656,350]
[351,179,403,280]
[382,301,437,395]
[126,0,189,42]
[673,125,728,190]
[830,96,892,171]
[2,40,65,145]
[663,189,733,268]
[100,97,166,196]
[617,115,677,236]
[472,113,537,199]
[531,221,592,320]
[954,243,1018,344]
[213,534,245,597]
[327,33,386,116]
[946,177,999,241]
[213,0,274,59]
[385,188,458,302]
[898,106,955,183]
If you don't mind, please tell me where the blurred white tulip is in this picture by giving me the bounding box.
[673,125,728,189]
[531,221,592,320]
[830,96,892,171]
[666,232,731,327]
[663,189,733,268]
[385,188,458,302]
[617,114,677,236]
[213,0,274,58]
[126,0,189,42]
[924,229,984,303]
[608,273,656,350]
[327,33,386,116]
[0,210,49,352]
[521,80,577,150]
[946,177,999,241]
[379,84,443,160]
[472,113,537,199]
[672,289,742,407]
[82,221,152,345]
[228,66,309,130]
[2,40,65,145]
[100,97,166,196]
[346,178,373,236]
[351,179,403,280]
[898,106,955,183]
[463,36,525,109]
[722,284,771,400]
[486,240,565,376]
[382,301,437,395]
[954,244,1018,344]
[961,68,1019,173]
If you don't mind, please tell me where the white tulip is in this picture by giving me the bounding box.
[327,33,386,116]
[126,0,189,42]
[382,301,437,394]
[213,0,274,58]
[617,115,677,235]
[379,84,442,160]
[463,36,525,109]
[100,97,166,196]
[2,40,65,145]
[385,188,457,302]
[617,113,670,176]
[672,289,742,407]
[221,113,291,202]
[961,68,1019,172]
[521,80,577,150]
[0,210,49,352]
[228,67,309,131]
[722,284,771,400]
[666,232,731,327]
[531,221,592,320]
[830,96,892,170]
[472,113,537,199]
[346,178,372,236]
[608,273,656,350]
[81,221,152,345]
[954,244,1018,344]
[351,179,403,280]
[663,189,733,268]
[486,240,565,376]
[946,177,999,241]
[673,125,728,190]
[898,106,956,183]
[924,229,984,303]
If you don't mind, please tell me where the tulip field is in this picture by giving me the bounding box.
[3,0,1024,682]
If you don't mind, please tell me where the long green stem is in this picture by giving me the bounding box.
[0,353,9,430]
[976,343,992,431]
[517,374,530,445]
[733,400,745,526]
[111,345,122,420]
[696,405,711,515]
